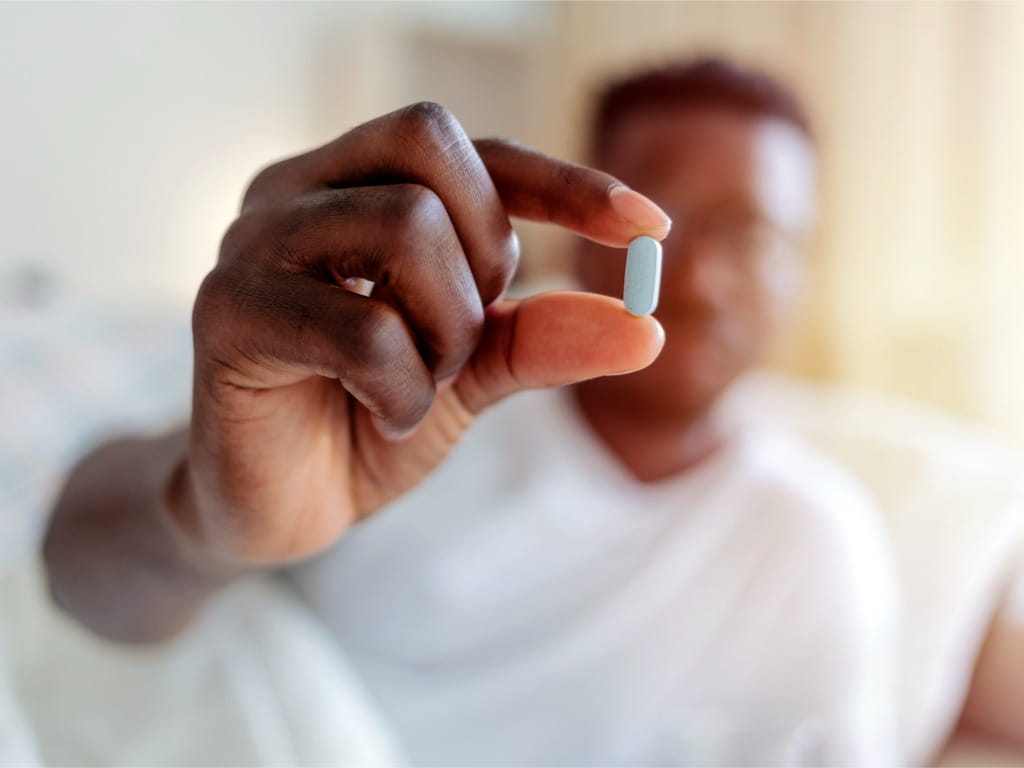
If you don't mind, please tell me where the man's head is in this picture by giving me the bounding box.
[576,57,817,423]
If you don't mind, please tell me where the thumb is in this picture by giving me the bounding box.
[453,291,664,414]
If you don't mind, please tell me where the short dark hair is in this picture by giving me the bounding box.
[590,56,812,158]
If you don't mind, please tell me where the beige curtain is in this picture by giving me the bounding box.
[523,2,1024,441]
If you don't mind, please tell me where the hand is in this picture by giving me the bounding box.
[175,102,670,569]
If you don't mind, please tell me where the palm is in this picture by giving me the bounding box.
[202,364,470,564]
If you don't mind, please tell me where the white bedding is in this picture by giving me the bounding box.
[0,557,401,766]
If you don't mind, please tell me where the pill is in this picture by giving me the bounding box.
[623,235,662,316]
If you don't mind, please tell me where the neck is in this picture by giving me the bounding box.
[572,381,728,484]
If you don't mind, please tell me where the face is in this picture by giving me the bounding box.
[576,106,817,422]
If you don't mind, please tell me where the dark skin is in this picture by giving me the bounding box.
[43,102,671,643]
[574,107,812,482]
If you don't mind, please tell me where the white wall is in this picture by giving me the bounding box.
[1,2,550,308]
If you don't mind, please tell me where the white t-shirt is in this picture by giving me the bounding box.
[291,387,898,766]
[722,372,1024,764]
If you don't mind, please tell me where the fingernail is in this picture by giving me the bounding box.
[608,184,671,238]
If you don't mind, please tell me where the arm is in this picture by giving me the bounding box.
[958,582,1024,747]
[43,103,670,644]
[43,427,237,643]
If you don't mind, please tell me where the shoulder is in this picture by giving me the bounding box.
[734,425,897,637]
[737,426,885,552]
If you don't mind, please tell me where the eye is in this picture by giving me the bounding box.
[702,212,795,265]
[703,212,762,251]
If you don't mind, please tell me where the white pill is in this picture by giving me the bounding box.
[623,235,662,316]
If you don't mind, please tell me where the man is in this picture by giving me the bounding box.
[45,59,899,764]
[42,58,899,765]
[288,60,898,765]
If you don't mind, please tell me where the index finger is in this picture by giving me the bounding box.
[474,138,672,248]
[303,102,518,304]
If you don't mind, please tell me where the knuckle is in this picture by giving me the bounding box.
[553,161,589,189]
[242,158,292,207]
[438,302,485,379]
[461,289,487,333]
[192,265,238,339]
[193,264,275,349]
[307,188,356,221]
[218,212,260,263]
[392,375,435,429]
[219,209,296,269]
[385,184,447,245]
[348,303,408,369]
[194,265,232,311]
[419,277,485,379]
[401,100,455,127]
[397,101,460,146]
[344,303,434,426]
[405,383,436,426]
[478,229,520,302]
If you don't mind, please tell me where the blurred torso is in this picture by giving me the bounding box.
[290,385,896,766]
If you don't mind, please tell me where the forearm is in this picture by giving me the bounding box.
[43,427,239,643]
[959,609,1024,747]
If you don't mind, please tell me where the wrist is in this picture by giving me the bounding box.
[160,451,247,585]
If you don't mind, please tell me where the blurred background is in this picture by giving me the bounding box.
[4,1,1024,440]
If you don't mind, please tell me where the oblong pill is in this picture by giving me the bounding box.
[623,235,662,316]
